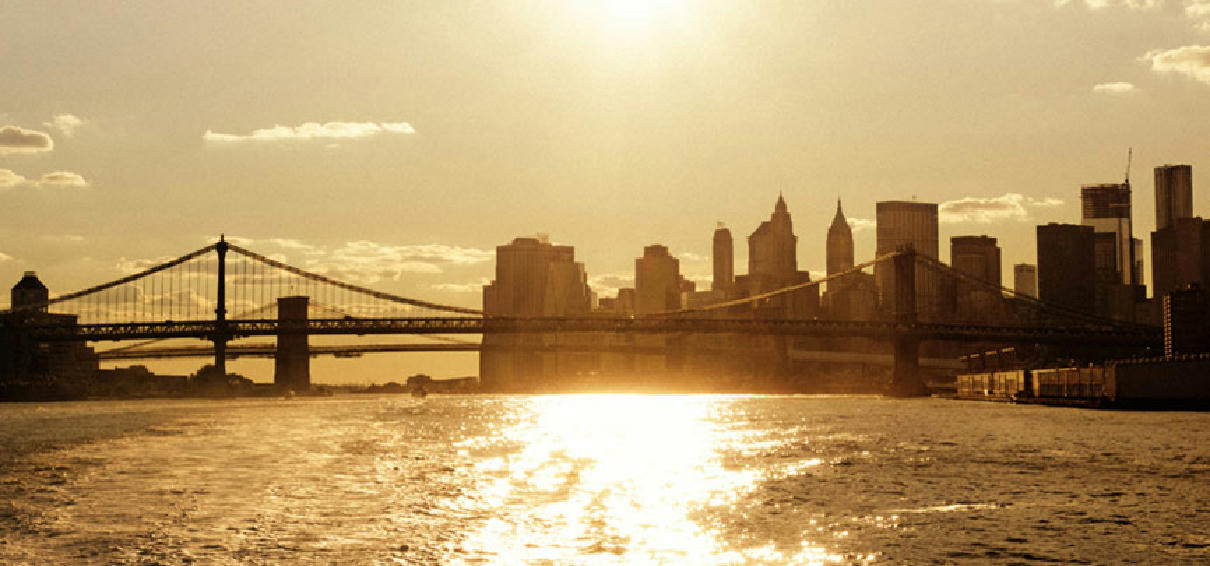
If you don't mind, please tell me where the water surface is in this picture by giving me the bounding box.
[1,395,1208,564]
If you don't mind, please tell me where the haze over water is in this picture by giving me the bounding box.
[2,393,1209,564]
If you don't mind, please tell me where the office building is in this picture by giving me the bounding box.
[1037,223,1096,315]
[950,236,1001,286]
[737,195,817,318]
[635,244,681,315]
[1080,183,1136,286]
[712,223,734,294]
[875,201,939,317]
[827,199,854,277]
[1013,263,1037,298]
[1155,164,1193,231]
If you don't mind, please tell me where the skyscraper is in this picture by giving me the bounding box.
[1037,223,1096,315]
[826,199,854,277]
[712,223,733,294]
[875,201,939,317]
[1080,183,1135,286]
[1155,164,1193,231]
[635,244,681,314]
[950,236,1001,286]
[1013,263,1037,298]
[737,195,816,318]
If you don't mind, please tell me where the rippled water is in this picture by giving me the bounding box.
[1,395,1209,564]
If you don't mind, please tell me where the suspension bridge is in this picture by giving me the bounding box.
[0,237,1162,395]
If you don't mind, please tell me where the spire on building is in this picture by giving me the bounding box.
[774,193,788,215]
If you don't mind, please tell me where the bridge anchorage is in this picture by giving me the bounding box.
[1,239,1161,395]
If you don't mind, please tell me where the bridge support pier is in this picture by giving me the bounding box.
[886,247,929,396]
[275,296,311,393]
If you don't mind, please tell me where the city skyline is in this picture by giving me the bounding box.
[5,1,1210,379]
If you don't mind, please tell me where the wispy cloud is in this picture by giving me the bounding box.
[36,171,89,187]
[677,251,708,262]
[1092,81,1139,93]
[847,218,875,232]
[1141,45,1210,84]
[0,252,12,263]
[940,193,1064,223]
[589,273,635,296]
[203,121,416,143]
[43,114,84,137]
[431,279,491,293]
[0,126,53,154]
[0,168,89,189]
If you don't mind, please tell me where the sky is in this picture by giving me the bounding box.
[3,0,1210,381]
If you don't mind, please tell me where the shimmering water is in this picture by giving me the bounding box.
[1,395,1209,564]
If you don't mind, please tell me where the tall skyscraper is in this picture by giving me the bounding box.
[826,199,854,277]
[735,195,817,319]
[1013,263,1037,298]
[481,236,592,389]
[1037,223,1096,315]
[748,194,798,281]
[950,236,1001,286]
[875,201,939,316]
[1152,217,1210,297]
[635,244,681,314]
[1155,164,1193,231]
[1080,183,1136,286]
[482,236,590,317]
[712,223,733,294]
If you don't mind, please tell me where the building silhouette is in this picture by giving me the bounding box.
[480,236,592,389]
[1037,223,1096,315]
[1013,263,1037,298]
[950,236,1003,319]
[823,199,874,320]
[635,244,682,315]
[712,223,734,295]
[1155,164,1193,231]
[875,201,939,318]
[736,195,817,318]
[1080,182,1142,320]
[1,272,98,399]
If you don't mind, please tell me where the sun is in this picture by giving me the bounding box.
[571,0,693,39]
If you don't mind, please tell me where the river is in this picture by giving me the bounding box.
[1,395,1208,564]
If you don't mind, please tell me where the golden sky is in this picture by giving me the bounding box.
[3,1,1210,380]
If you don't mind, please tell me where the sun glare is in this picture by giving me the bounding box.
[571,0,693,38]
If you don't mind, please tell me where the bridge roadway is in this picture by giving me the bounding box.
[16,316,1162,347]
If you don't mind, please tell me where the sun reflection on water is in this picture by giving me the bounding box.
[447,395,844,564]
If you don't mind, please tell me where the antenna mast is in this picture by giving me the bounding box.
[1124,147,1133,185]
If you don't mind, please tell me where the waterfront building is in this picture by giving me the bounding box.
[635,244,682,315]
[875,200,939,318]
[1163,284,1210,357]
[1013,263,1037,298]
[1152,217,1210,298]
[1,272,98,398]
[712,223,734,295]
[10,271,48,312]
[1036,223,1096,315]
[1155,164,1193,231]
[480,236,593,389]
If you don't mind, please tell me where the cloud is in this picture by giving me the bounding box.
[678,251,708,262]
[847,217,876,232]
[1141,45,1210,84]
[1092,81,1138,93]
[43,114,84,137]
[0,252,11,262]
[0,168,89,189]
[939,193,1064,224]
[431,279,491,293]
[302,240,493,284]
[203,121,416,143]
[36,171,89,187]
[43,234,86,244]
[1188,0,1210,18]
[0,126,53,154]
[116,256,174,275]
[0,169,29,188]
[588,273,635,296]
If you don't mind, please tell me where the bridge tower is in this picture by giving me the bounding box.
[888,247,928,396]
[274,296,311,392]
[212,236,230,376]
